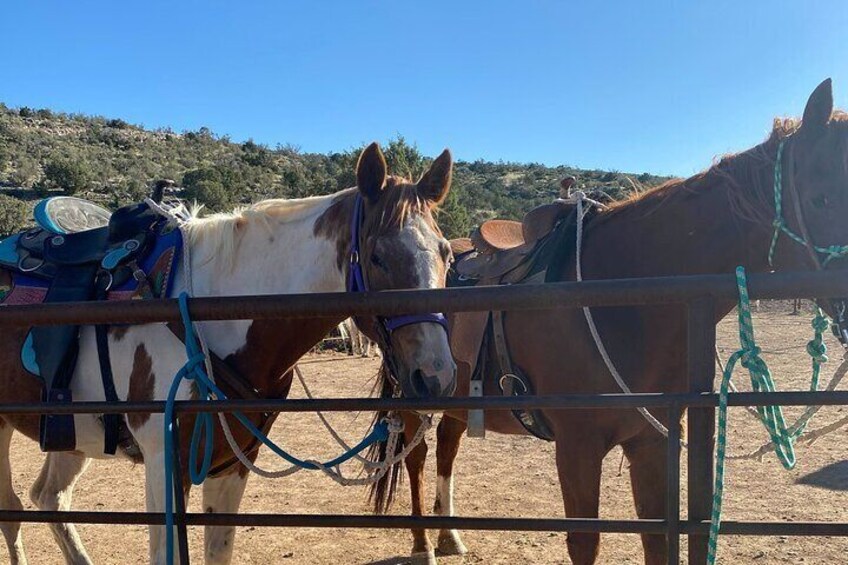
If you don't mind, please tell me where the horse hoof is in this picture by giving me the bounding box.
[437,532,468,556]
[409,549,437,565]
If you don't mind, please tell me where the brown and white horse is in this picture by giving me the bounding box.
[0,142,457,564]
[375,80,848,564]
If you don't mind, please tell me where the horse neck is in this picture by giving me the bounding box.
[188,201,347,298]
[184,193,352,396]
[582,147,777,283]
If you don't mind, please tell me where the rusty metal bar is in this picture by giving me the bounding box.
[0,508,845,538]
[0,390,846,416]
[687,297,717,565]
[1,271,846,327]
[667,402,682,565]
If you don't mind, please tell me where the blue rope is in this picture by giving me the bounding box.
[163,292,390,564]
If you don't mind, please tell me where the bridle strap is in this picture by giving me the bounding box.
[783,142,825,270]
[769,139,848,267]
[769,138,848,344]
[345,193,449,368]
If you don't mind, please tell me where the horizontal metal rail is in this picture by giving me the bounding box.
[1,271,846,327]
[0,510,844,537]
[0,390,847,415]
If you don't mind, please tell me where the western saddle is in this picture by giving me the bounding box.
[449,178,590,440]
[0,196,174,453]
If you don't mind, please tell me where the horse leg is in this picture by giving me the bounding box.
[144,450,190,565]
[433,416,467,556]
[402,415,436,565]
[623,434,668,565]
[203,468,250,565]
[29,452,92,565]
[0,422,28,565]
[555,436,605,565]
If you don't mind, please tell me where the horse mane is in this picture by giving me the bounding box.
[594,110,848,228]
[183,176,442,273]
[183,191,343,271]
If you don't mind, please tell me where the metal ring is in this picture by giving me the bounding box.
[498,373,528,394]
[98,271,114,292]
[17,254,44,273]
[349,250,360,264]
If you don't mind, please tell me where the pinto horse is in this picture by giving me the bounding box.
[373,79,848,565]
[0,142,457,564]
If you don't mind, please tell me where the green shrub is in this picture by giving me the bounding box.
[0,195,29,237]
[43,158,92,195]
[8,156,41,188]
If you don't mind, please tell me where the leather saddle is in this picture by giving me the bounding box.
[0,197,170,453]
[449,196,589,441]
[455,199,578,284]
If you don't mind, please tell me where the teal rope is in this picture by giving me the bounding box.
[707,267,830,563]
[163,292,390,565]
[768,140,848,267]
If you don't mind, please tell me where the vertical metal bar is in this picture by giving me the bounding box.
[687,297,716,565]
[171,419,191,564]
[667,402,682,565]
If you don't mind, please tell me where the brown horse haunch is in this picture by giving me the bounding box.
[371,79,848,565]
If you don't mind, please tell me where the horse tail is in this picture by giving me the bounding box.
[366,361,405,514]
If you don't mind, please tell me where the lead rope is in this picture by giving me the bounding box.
[177,222,429,484]
[161,216,430,565]
[707,267,835,564]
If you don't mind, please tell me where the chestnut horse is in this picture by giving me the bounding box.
[373,79,848,564]
[0,142,457,564]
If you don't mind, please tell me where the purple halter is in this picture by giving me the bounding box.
[346,194,449,334]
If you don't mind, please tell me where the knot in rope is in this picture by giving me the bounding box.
[806,340,829,364]
[821,245,848,265]
[811,314,830,334]
[177,352,207,378]
[739,345,763,370]
[384,415,405,434]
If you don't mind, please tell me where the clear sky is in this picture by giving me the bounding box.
[1,1,846,177]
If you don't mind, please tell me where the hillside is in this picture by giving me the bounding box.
[0,103,672,238]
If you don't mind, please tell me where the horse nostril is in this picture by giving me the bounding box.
[409,369,442,398]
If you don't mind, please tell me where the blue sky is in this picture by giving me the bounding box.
[1,1,846,177]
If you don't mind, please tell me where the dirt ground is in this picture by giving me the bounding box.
[3,302,848,564]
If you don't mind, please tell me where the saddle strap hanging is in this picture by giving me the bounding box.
[490,311,555,441]
[94,271,123,455]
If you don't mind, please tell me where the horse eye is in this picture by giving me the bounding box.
[811,194,829,209]
[370,254,387,270]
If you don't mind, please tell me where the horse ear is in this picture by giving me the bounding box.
[356,142,388,202]
[801,78,833,134]
[417,149,453,205]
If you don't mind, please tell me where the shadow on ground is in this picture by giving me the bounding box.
[797,460,848,491]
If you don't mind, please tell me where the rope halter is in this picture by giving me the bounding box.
[768,140,848,267]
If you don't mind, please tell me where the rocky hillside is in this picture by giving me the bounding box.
[0,104,671,238]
